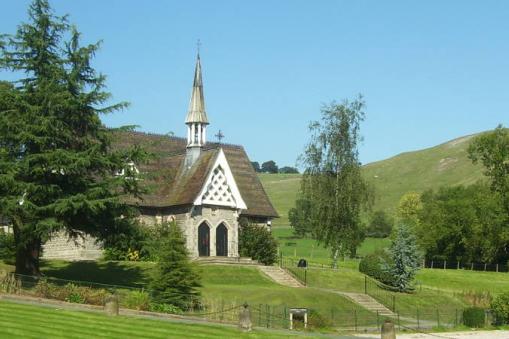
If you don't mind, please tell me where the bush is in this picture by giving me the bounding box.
[238,220,278,265]
[359,250,394,285]
[123,290,150,311]
[366,211,393,238]
[462,307,485,328]
[491,292,509,325]
[307,309,333,329]
[149,303,183,314]
[102,222,152,261]
[0,231,15,262]
[34,280,107,306]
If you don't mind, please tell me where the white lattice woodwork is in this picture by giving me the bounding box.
[201,165,237,207]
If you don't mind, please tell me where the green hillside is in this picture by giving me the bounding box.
[260,132,487,225]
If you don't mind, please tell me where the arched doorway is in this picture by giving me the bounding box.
[198,223,210,257]
[216,223,228,257]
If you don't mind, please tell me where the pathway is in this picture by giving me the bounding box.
[258,266,304,288]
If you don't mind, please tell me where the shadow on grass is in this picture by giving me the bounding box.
[41,260,152,288]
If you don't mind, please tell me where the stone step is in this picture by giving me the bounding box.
[193,257,260,265]
[257,266,304,288]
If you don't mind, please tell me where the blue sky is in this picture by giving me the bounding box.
[2,1,509,167]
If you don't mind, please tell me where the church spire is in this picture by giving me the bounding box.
[185,53,209,125]
[185,51,209,149]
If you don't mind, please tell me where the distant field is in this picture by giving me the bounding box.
[258,173,300,226]
[0,300,305,339]
[258,133,487,221]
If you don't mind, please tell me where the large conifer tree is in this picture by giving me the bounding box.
[0,0,144,274]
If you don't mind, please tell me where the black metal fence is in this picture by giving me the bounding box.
[279,255,307,285]
[423,259,509,273]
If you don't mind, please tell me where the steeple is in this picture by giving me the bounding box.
[185,54,209,125]
[185,53,209,149]
[185,50,210,169]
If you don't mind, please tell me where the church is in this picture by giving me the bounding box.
[42,54,278,260]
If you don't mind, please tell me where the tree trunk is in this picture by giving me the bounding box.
[13,220,41,276]
[15,239,41,276]
[332,248,339,269]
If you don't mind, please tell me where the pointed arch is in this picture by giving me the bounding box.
[198,222,210,257]
[216,223,228,257]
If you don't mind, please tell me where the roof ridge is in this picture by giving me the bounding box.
[112,129,245,150]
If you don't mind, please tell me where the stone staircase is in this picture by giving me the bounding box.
[339,292,395,317]
[193,257,260,265]
[258,266,303,288]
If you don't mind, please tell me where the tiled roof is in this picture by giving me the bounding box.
[113,131,278,218]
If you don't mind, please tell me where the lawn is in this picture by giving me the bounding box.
[1,259,373,328]
[416,268,509,296]
[0,300,310,339]
[273,227,390,266]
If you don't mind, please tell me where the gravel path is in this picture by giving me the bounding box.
[355,330,509,338]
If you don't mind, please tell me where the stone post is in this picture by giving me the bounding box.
[238,303,252,332]
[381,319,396,339]
[104,294,119,316]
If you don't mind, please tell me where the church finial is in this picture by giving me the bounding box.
[197,39,201,57]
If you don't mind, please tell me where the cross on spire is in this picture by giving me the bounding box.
[197,39,201,56]
[215,130,224,143]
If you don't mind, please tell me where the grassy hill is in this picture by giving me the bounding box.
[260,132,487,225]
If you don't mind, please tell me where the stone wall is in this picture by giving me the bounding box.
[42,231,102,261]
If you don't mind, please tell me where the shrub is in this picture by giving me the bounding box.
[238,220,278,265]
[64,283,86,304]
[123,290,150,311]
[149,303,182,314]
[359,250,394,285]
[102,222,151,261]
[491,292,509,325]
[462,307,485,328]
[307,309,333,329]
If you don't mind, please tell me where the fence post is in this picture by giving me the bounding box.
[392,295,396,312]
[354,309,357,332]
[364,276,367,294]
[422,259,425,268]
[444,261,446,269]
[416,308,420,330]
[496,264,499,272]
[471,262,473,270]
[376,310,380,330]
[457,261,460,270]
[455,309,458,327]
[397,312,400,331]
[266,304,270,328]
[484,263,487,271]
[304,269,307,286]
[258,304,262,327]
[436,309,440,328]
[431,260,434,269]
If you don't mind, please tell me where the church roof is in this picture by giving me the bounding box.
[113,131,278,218]
[185,55,209,124]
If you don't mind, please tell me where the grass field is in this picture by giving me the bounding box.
[0,300,309,339]
[0,259,372,327]
[273,227,391,266]
[258,132,487,222]
[258,173,301,226]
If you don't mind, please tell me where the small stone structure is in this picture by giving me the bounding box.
[238,303,252,332]
[104,294,119,316]
[381,319,396,339]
